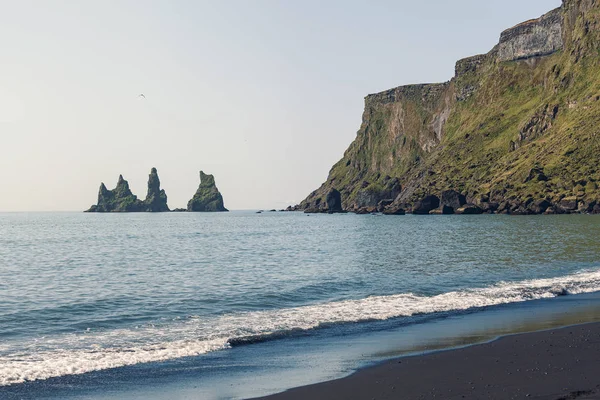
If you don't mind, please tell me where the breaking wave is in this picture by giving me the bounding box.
[2,268,600,386]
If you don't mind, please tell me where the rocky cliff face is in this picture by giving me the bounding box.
[300,83,452,212]
[187,171,228,212]
[497,8,563,62]
[299,0,600,215]
[86,168,170,212]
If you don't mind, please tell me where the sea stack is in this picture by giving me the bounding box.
[86,175,144,212]
[144,167,170,212]
[85,168,170,212]
[326,189,343,213]
[187,171,228,212]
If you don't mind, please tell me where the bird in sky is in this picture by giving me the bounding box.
[138,94,146,99]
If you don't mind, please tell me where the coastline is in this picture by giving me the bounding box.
[254,322,600,400]
[1,291,600,399]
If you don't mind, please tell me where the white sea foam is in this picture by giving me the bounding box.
[2,268,600,386]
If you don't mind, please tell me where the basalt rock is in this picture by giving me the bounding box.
[187,171,228,212]
[86,168,171,212]
[144,168,170,212]
[440,190,467,211]
[326,189,344,213]
[480,202,500,213]
[412,195,440,215]
[558,196,578,211]
[86,175,145,212]
[528,199,552,214]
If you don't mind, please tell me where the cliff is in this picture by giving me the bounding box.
[299,0,600,215]
[187,171,228,212]
[86,168,170,212]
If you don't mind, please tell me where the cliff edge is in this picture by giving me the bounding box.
[299,0,600,215]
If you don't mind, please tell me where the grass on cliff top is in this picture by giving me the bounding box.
[422,49,600,203]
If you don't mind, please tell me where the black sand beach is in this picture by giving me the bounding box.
[255,322,600,400]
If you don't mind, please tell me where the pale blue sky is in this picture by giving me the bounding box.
[0,0,561,211]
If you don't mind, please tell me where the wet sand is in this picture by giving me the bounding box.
[254,322,600,400]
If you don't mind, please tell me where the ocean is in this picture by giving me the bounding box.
[1,212,600,399]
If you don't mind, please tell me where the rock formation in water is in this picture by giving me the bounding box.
[325,189,343,213]
[187,171,228,212]
[86,175,145,212]
[299,0,600,215]
[86,168,170,212]
[144,168,170,212]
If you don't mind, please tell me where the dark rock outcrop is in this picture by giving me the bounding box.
[187,171,228,212]
[430,205,455,215]
[353,178,402,209]
[144,168,170,212]
[529,199,552,214]
[412,195,440,215]
[326,189,344,213]
[440,190,467,211]
[558,196,578,211]
[479,202,500,213]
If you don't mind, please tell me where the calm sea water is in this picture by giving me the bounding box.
[1,212,600,396]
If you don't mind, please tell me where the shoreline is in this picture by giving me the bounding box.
[2,292,600,399]
[253,321,600,400]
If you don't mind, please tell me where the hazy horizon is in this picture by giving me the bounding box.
[0,0,561,211]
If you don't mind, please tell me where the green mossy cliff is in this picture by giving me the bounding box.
[300,0,600,215]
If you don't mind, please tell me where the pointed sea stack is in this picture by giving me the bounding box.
[144,167,170,212]
[187,171,228,212]
[85,168,170,212]
[86,175,145,212]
